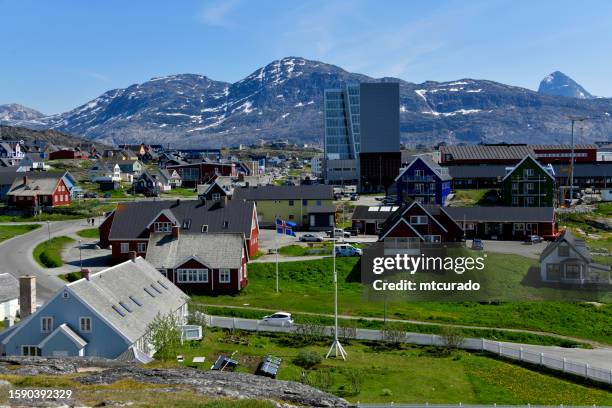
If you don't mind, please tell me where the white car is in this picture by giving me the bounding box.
[300,233,323,242]
[335,244,362,257]
[261,312,294,327]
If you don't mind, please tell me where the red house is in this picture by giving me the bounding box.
[378,201,464,244]
[167,162,237,187]
[144,231,248,294]
[49,149,87,160]
[7,173,71,209]
[100,198,259,261]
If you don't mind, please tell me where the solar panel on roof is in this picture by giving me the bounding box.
[368,207,380,212]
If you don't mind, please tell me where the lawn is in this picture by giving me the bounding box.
[167,329,612,404]
[0,199,115,222]
[450,189,499,207]
[162,187,198,197]
[76,228,100,239]
[193,255,612,344]
[279,243,332,256]
[33,236,75,268]
[0,224,40,243]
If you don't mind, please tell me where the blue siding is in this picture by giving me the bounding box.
[2,289,130,358]
[396,158,448,205]
[40,330,83,357]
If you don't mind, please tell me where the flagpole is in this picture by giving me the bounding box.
[326,232,347,360]
[276,221,279,293]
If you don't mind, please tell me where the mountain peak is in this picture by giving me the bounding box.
[538,71,593,99]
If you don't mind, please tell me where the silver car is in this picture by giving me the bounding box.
[261,312,294,327]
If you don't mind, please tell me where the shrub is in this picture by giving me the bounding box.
[440,326,465,351]
[293,350,322,369]
[381,323,406,346]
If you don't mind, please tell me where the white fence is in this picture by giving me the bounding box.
[203,315,612,386]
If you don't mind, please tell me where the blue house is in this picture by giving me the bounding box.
[395,156,452,205]
[0,257,188,359]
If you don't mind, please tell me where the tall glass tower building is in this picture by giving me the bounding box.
[324,84,361,160]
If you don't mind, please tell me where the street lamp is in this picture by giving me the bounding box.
[326,233,347,360]
[78,239,83,269]
[46,221,51,242]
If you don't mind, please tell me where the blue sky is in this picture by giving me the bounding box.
[1,0,611,114]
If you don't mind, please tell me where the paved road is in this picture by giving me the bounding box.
[0,219,90,303]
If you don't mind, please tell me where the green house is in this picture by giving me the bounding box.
[503,155,555,207]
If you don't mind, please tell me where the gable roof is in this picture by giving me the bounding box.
[233,184,333,201]
[0,273,19,303]
[351,205,400,221]
[444,206,555,223]
[502,155,555,181]
[146,232,245,270]
[396,156,451,182]
[108,199,256,240]
[38,323,87,350]
[378,201,452,240]
[66,257,189,343]
[8,172,64,196]
[540,229,592,263]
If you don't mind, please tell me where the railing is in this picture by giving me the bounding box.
[402,175,436,182]
[202,314,612,385]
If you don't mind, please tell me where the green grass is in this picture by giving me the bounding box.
[162,187,197,196]
[0,224,40,243]
[279,243,332,256]
[168,329,612,404]
[450,189,499,207]
[0,199,115,222]
[33,236,75,268]
[76,228,100,239]
[58,271,83,283]
[194,256,612,344]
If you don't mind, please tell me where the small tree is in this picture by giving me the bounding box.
[147,312,182,361]
[440,326,464,352]
[381,323,406,346]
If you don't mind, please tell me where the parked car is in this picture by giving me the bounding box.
[335,244,362,257]
[327,228,351,238]
[350,194,359,201]
[261,312,294,327]
[103,193,112,199]
[471,239,484,250]
[526,235,544,244]
[299,233,323,243]
[85,192,98,198]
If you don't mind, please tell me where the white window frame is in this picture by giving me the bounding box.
[137,242,147,253]
[212,193,220,201]
[424,235,441,243]
[177,268,209,283]
[219,268,231,283]
[21,345,41,356]
[41,316,53,333]
[79,316,92,333]
[513,223,525,231]
[154,222,172,233]
[410,215,428,225]
[120,242,129,253]
[464,222,475,230]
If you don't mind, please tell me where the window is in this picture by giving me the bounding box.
[150,283,162,294]
[288,214,295,220]
[415,169,424,177]
[316,200,322,206]
[288,200,294,206]
[524,183,534,193]
[512,197,518,205]
[464,222,475,230]
[525,197,534,205]
[546,264,560,281]
[564,264,581,280]
[129,295,142,306]
[119,301,132,313]
[513,223,525,231]
[137,242,147,253]
[62,290,70,299]
[154,222,172,232]
[144,287,156,297]
[212,193,220,201]
[410,215,428,225]
[302,199,308,206]
[219,269,231,283]
[80,317,92,332]
[120,243,129,253]
[223,221,229,229]
[201,224,208,233]
[414,183,424,193]
[424,235,441,243]
[177,268,209,283]
[112,305,126,317]
[41,317,53,333]
[512,183,518,192]
[558,244,570,257]
[524,168,535,177]
[21,346,41,356]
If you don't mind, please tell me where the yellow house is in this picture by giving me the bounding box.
[233,185,335,230]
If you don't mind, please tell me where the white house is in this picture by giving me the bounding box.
[89,163,122,183]
[540,230,611,284]
[0,273,19,322]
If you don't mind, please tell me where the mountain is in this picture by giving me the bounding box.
[538,71,594,99]
[0,124,109,149]
[0,104,47,128]
[2,58,612,147]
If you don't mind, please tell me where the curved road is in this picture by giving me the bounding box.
[0,219,89,303]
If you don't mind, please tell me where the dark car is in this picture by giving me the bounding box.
[299,233,323,242]
[103,193,112,199]
[526,235,544,244]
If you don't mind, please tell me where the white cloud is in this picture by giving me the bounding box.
[199,0,240,27]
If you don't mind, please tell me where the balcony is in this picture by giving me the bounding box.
[402,175,436,182]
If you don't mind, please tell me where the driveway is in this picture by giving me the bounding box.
[471,239,547,259]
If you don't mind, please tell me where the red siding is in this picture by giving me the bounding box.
[110,239,149,261]
[98,211,115,248]
[165,256,248,295]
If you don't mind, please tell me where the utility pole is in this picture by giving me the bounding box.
[326,233,347,360]
[568,116,587,202]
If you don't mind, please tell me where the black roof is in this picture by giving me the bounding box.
[109,199,255,240]
[446,165,508,179]
[0,168,18,185]
[234,185,333,201]
[351,205,399,221]
[444,206,555,222]
[552,163,612,178]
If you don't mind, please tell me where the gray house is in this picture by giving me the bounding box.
[540,230,611,285]
[0,257,188,358]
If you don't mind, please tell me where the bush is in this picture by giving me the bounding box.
[39,250,62,268]
[293,350,322,369]
[381,323,406,346]
[440,326,464,351]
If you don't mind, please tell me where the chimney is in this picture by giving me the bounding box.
[81,268,91,281]
[176,198,181,206]
[19,275,36,319]
[22,175,28,186]
[129,251,138,262]
[172,225,180,238]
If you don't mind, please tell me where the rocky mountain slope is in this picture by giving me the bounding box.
[2,58,612,147]
[0,124,107,149]
[538,71,594,99]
